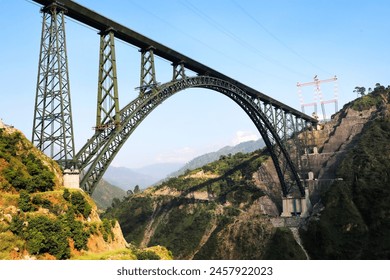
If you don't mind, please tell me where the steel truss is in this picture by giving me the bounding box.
[32,3,75,169]
[138,47,159,95]
[172,62,186,81]
[76,75,309,196]
[96,29,120,130]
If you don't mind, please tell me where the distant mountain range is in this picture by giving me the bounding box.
[92,179,127,209]
[103,139,265,190]
[167,139,265,179]
[103,163,184,191]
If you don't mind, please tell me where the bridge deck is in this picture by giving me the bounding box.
[32,0,317,123]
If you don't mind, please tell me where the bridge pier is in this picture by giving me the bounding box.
[281,188,311,218]
[63,169,80,189]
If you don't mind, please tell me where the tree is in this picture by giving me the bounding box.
[126,189,134,196]
[353,86,366,97]
[111,197,121,208]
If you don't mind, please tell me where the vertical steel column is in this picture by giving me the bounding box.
[32,4,75,169]
[263,103,275,142]
[172,61,186,81]
[96,28,120,130]
[274,108,286,142]
[139,47,158,95]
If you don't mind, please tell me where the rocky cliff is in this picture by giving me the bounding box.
[300,85,390,259]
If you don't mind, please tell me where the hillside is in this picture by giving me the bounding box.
[300,84,390,259]
[103,150,306,259]
[92,179,126,210]
[103,84,390,260]
[102,140,264,192]
[0,124,171,260]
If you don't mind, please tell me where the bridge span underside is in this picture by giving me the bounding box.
[30,0,318,206]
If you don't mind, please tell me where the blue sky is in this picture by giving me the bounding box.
[1,0,389,168]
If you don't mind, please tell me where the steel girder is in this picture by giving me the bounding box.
[32,4,75,169]
[76,76,306,196]
[96,29,120,130]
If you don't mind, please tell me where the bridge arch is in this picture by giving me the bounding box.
[75,76,304,197]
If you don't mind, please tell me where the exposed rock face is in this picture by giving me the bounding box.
[305,107,376,204]
[86,221,128,254]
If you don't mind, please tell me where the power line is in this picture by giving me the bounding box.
[231,0,332,76]
[180,0,309,79]
[128,0,288,82]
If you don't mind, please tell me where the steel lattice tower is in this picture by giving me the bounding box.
[32,3,75,169]
[95,29,120,131]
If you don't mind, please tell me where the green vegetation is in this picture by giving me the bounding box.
[69,190,92,218]
[104,195,154,245]
[263,228,306,259]
[133,249,161,260]
[0,231,25,259]
[0,130,55,193]
[72,246,172,260]
[193,212,237,259]
[91,179,126,210]
[7,189,115,259]
[10,215,70,259]
[149,201,216,258]
[100,218,116,242]
[18,190,35,212]
[158,152,266,207]
[351,83,388,111]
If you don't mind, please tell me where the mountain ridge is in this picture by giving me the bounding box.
[103,139,265,190]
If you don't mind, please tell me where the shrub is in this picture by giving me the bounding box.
[11,215,70,259]
[63,189,71,201]
[135,250,161,260]
[101,218,115,242]
[69,191,92,219]
[18,190,35,212]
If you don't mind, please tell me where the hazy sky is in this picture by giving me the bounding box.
[1,0,389,168]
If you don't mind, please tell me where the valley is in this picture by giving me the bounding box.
[1,85,390,260]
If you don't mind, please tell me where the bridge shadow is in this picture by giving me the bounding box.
[149,152,273,216]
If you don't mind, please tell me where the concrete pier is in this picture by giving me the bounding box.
[281,188,311,218]
[63,169,80,189]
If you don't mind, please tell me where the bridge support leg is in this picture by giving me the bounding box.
[32,3,75,169]
[96,29,120,130]
[139,47,158,95]
[172,61,186,81]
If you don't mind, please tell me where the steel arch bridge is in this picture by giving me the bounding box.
[31,0,317,215]
[77,76,307,196]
